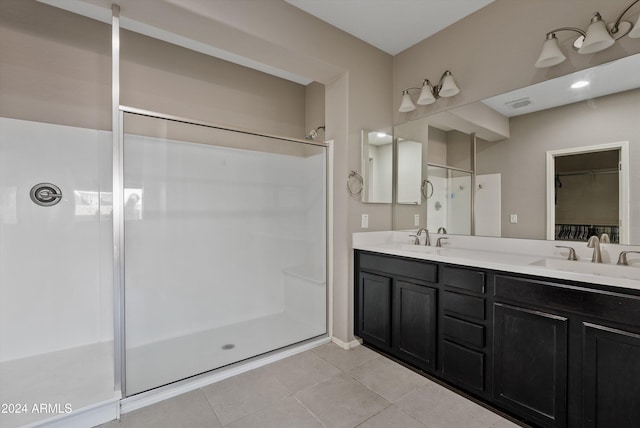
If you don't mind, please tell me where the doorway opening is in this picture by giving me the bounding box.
[546,142,629,244]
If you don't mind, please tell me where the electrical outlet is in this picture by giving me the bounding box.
[414,214,420,226]
[361,214,369,228]
[510,214,518,224]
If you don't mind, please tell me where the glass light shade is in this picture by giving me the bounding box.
[629,16,640,38]
[417,81,436,105]
[579,13,615,54]
[399,91,416,112]
[438,72,459,97]
[535,34,566,68]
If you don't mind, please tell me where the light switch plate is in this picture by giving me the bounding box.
[361,214,369,228]
[510,214,518,224]
[414,214,420,226]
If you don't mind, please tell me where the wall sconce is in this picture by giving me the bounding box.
[535,0,640,68]
[398,70,460,112]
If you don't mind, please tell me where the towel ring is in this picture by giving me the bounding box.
[347,170,364,196]
[421,179,434,199]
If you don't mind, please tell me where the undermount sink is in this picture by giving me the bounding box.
[529,258,640,281]
[400,244,442,253]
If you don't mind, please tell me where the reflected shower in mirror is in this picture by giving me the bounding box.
[426,164,472,235]
[361,130,393,203]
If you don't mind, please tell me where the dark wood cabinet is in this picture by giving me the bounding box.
[355,252,438,373]
[357,272,393,352]
[395,280,437,371]
[354,249,640,428]
[440,266,489,395]
[582,322,640,428]
[493,303,568,428]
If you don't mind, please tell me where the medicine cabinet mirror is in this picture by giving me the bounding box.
[361,130,393,203]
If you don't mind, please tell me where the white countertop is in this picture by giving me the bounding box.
[353,231,640,292]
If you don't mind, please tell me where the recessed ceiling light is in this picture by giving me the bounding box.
[571,80,590,89]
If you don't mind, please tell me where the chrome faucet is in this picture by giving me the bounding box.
[555,245,578,260]
[437,227,447,234]
[587,236,602,263]
[436,237,449,247]
[416,228,431,246]
[617,251,640,266]
[600,233,611,243]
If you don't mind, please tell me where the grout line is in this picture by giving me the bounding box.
[292,395,327,427]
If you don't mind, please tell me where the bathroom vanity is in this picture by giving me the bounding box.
[353,233,640,428]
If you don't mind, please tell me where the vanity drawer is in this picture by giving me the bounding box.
[443,266,486,294]
[442,340,485,392]
[444,315,485,348]
[444,291,485,321]
[494,275,640,326]
[359,252,438,283]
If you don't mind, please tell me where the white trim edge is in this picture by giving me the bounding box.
[331,336,363,350]
[28,396,120,428]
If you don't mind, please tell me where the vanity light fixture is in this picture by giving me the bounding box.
[398,70,460,112]
[535,0,640,68]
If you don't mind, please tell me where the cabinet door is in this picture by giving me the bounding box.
[583,323,640,428]
[394,280,437,371]
[493,303,568,428]
[358,272,393,351]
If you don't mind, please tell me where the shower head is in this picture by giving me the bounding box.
[305,125,325,140]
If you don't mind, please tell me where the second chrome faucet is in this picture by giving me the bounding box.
[416,228,430,246]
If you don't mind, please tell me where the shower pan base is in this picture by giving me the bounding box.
[126,311,325,396]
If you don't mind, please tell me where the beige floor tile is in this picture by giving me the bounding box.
[312,342,380,371]
[397,381,505,428]
[357,405,427,428]
[120,390,221,428]
[201,368,289,425]
[490,416,527,427]
[295,373,390,428]
[224,397,323,428]
[348,356,427,402]
[260,350,342,394]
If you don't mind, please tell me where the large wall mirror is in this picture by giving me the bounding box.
[393,53,640,245]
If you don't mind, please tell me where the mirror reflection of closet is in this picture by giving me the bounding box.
[554,150,620,243]
[361,130,393,203]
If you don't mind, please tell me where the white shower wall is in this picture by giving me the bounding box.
[124,134,326,349]
[0,117,113,362]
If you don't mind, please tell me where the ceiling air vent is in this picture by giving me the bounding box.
[505,97,533,109]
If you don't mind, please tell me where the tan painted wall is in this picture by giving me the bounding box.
[0,1,307,139]
[305,82,325,137]
[0,0,111,129]
[394,0,640,125]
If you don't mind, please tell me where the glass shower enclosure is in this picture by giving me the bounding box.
[120,110,327,395]
[426,164,472,235]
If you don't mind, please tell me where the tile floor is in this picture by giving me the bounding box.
[99,343,524,428]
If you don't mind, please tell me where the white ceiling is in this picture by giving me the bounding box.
[284,0,495,55]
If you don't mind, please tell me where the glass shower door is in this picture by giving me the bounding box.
[122,112,327,395]
[426,164,472,235]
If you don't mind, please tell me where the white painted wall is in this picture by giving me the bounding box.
[0,118,113,362]
[475,173,501,237]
